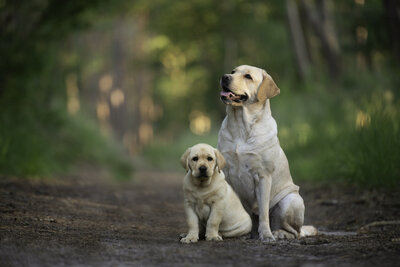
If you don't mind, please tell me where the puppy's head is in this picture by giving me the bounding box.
[220,65,280,106]
[180,143,226,186]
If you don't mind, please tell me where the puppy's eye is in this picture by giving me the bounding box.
[244,74,252,80]
[231,70,235,74]
[192,156,198,161]
[207,157,213,161]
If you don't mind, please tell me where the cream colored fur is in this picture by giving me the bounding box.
[180,143,252,244]
[218,65,317,241]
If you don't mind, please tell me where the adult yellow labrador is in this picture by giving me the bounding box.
[180,143,252,243]
[218,65,317,241]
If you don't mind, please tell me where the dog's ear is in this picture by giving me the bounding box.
[180,147,191,171]
[214,149,226,172]
[257,70,280,102]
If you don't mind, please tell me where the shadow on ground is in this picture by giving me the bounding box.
[0,170,399,266]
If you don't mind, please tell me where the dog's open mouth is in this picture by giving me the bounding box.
[220,87,248,104]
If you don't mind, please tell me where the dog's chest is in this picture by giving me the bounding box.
[186,190,213,221]
[193,200,211,221]
[223,148,256,201]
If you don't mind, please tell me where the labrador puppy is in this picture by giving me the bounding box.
[180,143,252,244]
[218,65,317,241]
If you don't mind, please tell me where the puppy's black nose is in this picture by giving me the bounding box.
[199,166,207,173]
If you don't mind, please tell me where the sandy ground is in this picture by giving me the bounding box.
[0,170,399,266]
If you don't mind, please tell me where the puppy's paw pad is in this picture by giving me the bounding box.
[206,235,223,241]
[180,235,198,244]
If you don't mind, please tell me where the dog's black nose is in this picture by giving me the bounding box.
[222,74,231,83]
[199,166,207,173]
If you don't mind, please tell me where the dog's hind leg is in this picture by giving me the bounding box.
[270,192,304,239]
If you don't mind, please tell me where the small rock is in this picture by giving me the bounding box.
[391,238,400,243]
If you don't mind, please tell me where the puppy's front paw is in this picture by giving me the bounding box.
[206,234,223,242]
[180,234,199,244]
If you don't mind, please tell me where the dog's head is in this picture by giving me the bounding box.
[220,65,280,106]
[180,143,226,186]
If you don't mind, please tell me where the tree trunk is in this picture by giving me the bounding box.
[383,0,400,65]
[285,0,311,80]
[301,0,341,80]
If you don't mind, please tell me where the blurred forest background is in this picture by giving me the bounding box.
[0,0,399,186]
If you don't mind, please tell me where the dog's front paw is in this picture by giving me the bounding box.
[259,229,275,242]
[180,234,199,244]
[273,229,296,240]
[179,233,187,240]
[206,234,223,242]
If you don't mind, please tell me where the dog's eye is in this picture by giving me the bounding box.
[192,156,198,161]
[231,70,235,74]
[244,74,252,80]
[207,157,213,161]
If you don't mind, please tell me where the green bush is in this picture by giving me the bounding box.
[0,106,133,180]
[324,92,400,187]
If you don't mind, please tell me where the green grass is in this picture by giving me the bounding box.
[277,87,400,187]
[323,92,400,187]
[0,107,133,180]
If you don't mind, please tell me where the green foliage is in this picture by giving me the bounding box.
[277,75,400,187]
[135,0,292,133]
[0,107,133,179]
[324,92,400,187]
[0,0,133,179]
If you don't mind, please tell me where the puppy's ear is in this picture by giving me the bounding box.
[180,147,191,171]
[214,149,226,172]
[257,70,280,102]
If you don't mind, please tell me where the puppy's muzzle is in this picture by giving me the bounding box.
[198,165,208,177]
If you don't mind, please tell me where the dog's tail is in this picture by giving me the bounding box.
[300,225,318,237]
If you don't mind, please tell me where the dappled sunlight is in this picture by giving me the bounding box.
[356,26,368,44]
[139,96,162,121]
[66,73,80,115]
[356,111,371,129]
[189,110,211,136]
[110,89,125,108]
[160,49,188,99]
[355,0,365,6]
[144,35,170,53]
[96,101,110,121]
[278,122,311,149]
[99,75,113,93]
[297,123,312,146]
[139,123,153,145]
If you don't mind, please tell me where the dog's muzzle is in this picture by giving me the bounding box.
[220,75,248,104]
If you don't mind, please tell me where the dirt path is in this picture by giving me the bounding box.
[0,170,399,266]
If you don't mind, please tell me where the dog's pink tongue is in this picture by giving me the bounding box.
[220,91,234,98]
